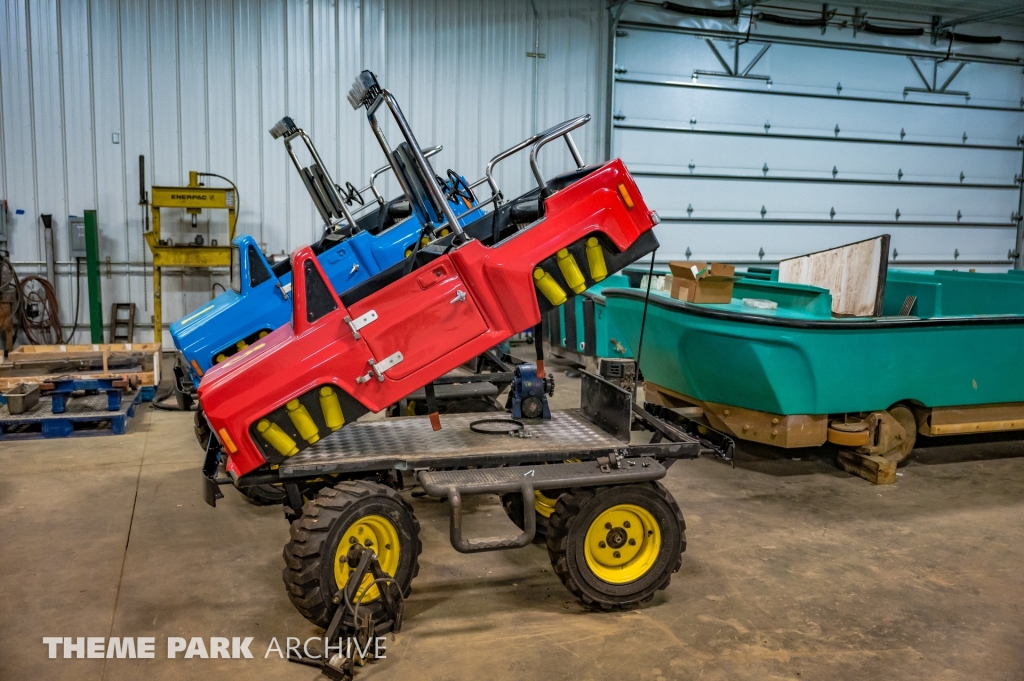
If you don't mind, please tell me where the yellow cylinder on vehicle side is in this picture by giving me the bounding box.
[286,399,320,444]
[257,419,299,456]
[585,237,607,282]
[534,268,567,306]
[258,330,268,338]
[214,353,226,364]
[319,387,345,431]
[236,339,248,351]
[556,248,586,294]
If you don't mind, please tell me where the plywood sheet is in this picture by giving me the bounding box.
[779,235,890,317]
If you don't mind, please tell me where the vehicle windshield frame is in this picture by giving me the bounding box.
[230,244,242,294]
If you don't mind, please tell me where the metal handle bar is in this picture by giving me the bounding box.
[365,90,466,237]
[480,114,590,202]
[281,129,359,230]
[529,114,590,197]
[483,135,545,198]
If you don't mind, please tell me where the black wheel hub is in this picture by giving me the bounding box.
[606,527,627,549]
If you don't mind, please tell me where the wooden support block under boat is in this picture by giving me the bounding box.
[644,381,828,448]
[542,340,599,373]
[919,402,1024,436]
[836,449,897,485]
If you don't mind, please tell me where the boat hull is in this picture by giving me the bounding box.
[604,288,1024,416]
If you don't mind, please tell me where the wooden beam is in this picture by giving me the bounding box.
[836,449,897,485]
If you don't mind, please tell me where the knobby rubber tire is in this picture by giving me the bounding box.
[282,480,421,630]
[193,407,213,452]
[500,491,556,543]
[545,482,685,610]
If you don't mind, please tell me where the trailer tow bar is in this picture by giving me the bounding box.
[288,544,404,680]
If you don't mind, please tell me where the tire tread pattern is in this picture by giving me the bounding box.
[281,480,422,628]
[545,481,685,611]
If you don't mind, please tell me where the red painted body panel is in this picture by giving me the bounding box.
[199,159,653,477]
[354,259,488,381]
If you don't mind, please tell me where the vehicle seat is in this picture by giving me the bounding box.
[269,195,413,279]
[393,142,444,224]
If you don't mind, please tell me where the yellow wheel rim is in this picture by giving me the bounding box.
[534,491,558,519]
[333,515,400,602]
[584,504,661,584]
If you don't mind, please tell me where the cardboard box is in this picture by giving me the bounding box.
[668,261,738,303]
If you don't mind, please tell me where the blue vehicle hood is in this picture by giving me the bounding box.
[169,281,291,360]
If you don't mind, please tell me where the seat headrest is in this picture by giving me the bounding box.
[393,143,442,225]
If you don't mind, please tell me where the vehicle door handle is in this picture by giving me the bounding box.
[355,359,379,384]
[450,290,467,304]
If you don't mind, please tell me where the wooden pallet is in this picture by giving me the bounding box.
[0,343,161,392]
[644,381,828,448]
[0,389,142,439]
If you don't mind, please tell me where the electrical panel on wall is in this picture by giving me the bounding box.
[68,216,87,259]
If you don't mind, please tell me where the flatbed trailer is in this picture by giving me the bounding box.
[205,372,732,632]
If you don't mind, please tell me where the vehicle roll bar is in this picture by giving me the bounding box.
[349,72,466,237]
[269,117,359,231]
[480,113,591,205]
[530,114,589,197]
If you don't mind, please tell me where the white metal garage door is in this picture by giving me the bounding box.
[611,3,1024,270]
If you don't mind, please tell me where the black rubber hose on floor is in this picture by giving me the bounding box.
[149,385,196,412]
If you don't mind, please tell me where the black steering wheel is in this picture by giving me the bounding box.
[441,169,476,206]
[341,181,364,206]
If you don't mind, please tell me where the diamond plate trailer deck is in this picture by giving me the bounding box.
[209,372,728,496]
[277,410,689,477]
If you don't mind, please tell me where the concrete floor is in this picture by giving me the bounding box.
[2,358,1023,680]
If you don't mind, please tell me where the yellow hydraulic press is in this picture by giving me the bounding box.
[144,171,237,343]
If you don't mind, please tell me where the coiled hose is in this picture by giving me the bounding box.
[18,275,64,344]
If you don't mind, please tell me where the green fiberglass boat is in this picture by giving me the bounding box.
[603,269,1024,473]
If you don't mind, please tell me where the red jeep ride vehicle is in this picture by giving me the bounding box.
[199,73,660,484]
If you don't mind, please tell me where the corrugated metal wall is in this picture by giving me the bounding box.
[0,0,607,345]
